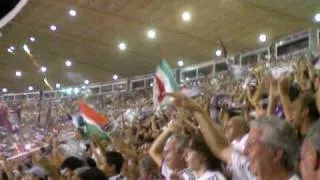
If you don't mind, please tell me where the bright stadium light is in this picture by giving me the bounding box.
[65,60,72,67]
[182,11,191,21]
[28,86,34,91]
[16,71,22,77]
[314,13,320,22]
[147,29,156,39]
[30,37,36,42]
[178,60,184,67]
[2,88,7,93]
[118,42,127,50]
[259,34,267,42]
[50,25,57,31]
[56,83,61,89]
[113,74,118,80]
[69,9,77,17]
[216,50,222,57]
[40,66,47,73]
[84,80,90,85]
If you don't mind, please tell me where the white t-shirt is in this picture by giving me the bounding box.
[229,151,300,180]
[231,134,248,153]
[288,174,301,180]
[229,150,255,180]
[195,170,226,180]
[161,161,195,180]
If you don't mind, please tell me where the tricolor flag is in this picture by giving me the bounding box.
[75,101,110,140]
[153,60,179,110]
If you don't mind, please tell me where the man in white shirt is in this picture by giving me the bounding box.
[149,122,195,180]
[300,120,320,180]
[225,116,249,153]
[168,93,301,180]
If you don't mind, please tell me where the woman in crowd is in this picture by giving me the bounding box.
[185,134,226,180]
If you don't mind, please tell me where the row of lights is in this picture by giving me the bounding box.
[4,8,320,93]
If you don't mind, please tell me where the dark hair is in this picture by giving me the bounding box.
[79,168,105,180]
[60,156,85,171]
[1,172,8,180]
[104,151,124,174]
[188,134,222,171]
[300,92,319,122]
[139,155,157,173]
[85,157,97,168]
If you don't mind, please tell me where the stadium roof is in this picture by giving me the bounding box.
[0,0,318,91]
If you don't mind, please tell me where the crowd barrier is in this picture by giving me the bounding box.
[1,29,319,102]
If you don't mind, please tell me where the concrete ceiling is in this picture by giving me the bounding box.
[0,0,319,92]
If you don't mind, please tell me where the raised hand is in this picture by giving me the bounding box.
[166,93,203,113]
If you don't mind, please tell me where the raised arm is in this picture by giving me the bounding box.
[167,93,232,163]
[149,124,172,167]
[279,76,292,121]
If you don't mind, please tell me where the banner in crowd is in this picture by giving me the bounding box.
[153,59,179,110]
[75,101,110,140]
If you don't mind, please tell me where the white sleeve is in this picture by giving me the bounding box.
[229,150,255,180]
[160,160,172,179]
[180,169,196,180]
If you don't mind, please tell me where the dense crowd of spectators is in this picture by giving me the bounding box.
[0,55,320,180]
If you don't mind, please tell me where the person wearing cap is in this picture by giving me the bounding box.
[23,166,47,180]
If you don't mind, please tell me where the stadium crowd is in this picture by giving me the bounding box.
[0,54,320,180]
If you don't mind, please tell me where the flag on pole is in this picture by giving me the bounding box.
[153,59,179,109]
[75,101,110,140]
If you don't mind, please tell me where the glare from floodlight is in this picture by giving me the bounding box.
[66,88,72,95]
[113,74,118,80]
[28,86,34,91]
[216,50,222,57]
[2,88,7,93]
[7,48,13,54]
[69,9,77,16]
[16,71,22,77]
[182,12,191,21]
[65,60,72,67]
[74,88,80,94]
[50,25,57,31]
[147,29,156,39]
[56,83,61,89]
[259,34,267,42]
[23,44,31,55]
[178,60,184,67]
[30,37,36,42]
[150,83,153,87]
[186,77,190,81]
[84,80,90,85]
[40,66,47,73]
[9,46,15,51]
[118,43,127,50]
[314,13,320,22]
